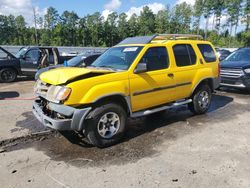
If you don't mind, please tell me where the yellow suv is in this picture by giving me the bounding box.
[33,34,220,147]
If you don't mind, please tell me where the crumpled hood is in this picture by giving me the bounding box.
[39,67,114,85]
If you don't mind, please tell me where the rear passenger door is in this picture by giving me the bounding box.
[170,44,198,100]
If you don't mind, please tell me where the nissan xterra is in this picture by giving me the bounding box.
[33,34,220,148]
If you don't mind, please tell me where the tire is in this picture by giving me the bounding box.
[0,68,17,83]
[188,84,212,115]
[84,103,127,148]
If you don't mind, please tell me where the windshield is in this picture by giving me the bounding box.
[16,48,28,58]
[67,55,86,66]
[91,46,143,70]
[225,49,250,61]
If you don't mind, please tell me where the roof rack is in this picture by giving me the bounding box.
[117,34,203,45]
[152,34,203,41]
[118,35,158,45]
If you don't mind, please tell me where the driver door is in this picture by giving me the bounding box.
[129,46,176,112]
[20,49,41,76]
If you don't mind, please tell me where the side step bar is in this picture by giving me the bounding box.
[131,99,192,118]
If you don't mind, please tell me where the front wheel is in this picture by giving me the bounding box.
[188,85,212,115]
[0,68,17,83]
[84,103,127,148]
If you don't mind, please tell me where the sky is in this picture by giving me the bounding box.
[0,0,195,23]
[0,0,244,33]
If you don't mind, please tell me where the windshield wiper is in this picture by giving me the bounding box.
[98,65,116,70]
[88,65,116,71]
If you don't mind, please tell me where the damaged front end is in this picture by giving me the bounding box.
[33,80,91,131]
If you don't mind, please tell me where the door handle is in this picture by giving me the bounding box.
[168,73,174,78]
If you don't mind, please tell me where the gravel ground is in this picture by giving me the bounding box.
[0,80,250,188]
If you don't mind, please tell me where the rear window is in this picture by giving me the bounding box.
[173,44,197,67]
[197,44,216,63]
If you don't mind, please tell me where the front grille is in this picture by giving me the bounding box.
[220,68,244,78]
[35,80,50,98]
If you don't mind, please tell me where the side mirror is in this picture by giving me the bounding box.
[134,63,147,74]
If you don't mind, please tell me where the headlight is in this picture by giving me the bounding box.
[46,86,71,103]
[244,68,250,74]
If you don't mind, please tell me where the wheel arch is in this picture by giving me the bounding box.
[91,93,132,116]
[191,78,214,96]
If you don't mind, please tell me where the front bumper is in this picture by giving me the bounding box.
[32,100,91,131]
[220,76,250,89]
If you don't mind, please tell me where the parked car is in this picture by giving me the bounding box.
[220,47,250,91]
[0,46,75,83]
[216,49,231,61]
[33,34,220,148]
[35,52,102,80]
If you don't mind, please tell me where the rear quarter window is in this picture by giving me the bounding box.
[197,44,216,63]
[173,44,197,67]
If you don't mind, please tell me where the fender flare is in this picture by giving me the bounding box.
[89,93,132,116]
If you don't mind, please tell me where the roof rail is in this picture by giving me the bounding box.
[152,34,203,42]
[118,34,158,45]
[117,34,203,45]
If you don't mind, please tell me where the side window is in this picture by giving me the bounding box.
[187,45,196,65]
[26,50,40,61]
[173,44,197,67]
[197,44,216,63]
[139,47,169,72]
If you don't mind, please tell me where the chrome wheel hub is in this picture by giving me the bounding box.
[198,91,210,109]
[97,112,120,139]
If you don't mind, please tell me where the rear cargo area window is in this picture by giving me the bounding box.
[197,44,216,63]
[173,44,197,67]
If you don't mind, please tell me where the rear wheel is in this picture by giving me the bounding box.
[188,84,212,115]
[0,68,17,83]
[84,103,127,148]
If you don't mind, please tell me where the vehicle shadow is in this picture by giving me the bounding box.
[14,111,48,133]
[0,91,19,99]
[0,77,34,84]
[61,94,233,148]
[209,94,234,112]
[15,76,34,82]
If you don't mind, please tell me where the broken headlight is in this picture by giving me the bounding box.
[46,86,71,103]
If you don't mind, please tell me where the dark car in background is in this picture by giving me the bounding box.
[216,49,231,61]
[220,47,250,91]
[0,46,74,82]
[35,52,102,80]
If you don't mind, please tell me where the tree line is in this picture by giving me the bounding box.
[0,0,249,48]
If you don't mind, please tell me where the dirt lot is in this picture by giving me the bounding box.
[0,79,250,188]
